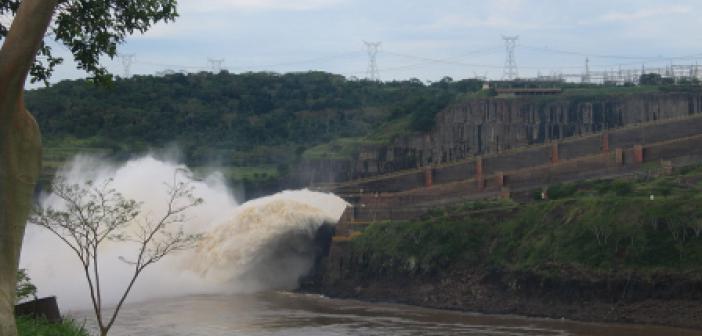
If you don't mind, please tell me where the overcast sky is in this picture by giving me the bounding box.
[29,0,702,87]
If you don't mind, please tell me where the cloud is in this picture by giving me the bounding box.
[136,16,229,39]
[488,0,526,14]
[181,0,345,12]
[598,5,691,22]
[425,14,550,31]
[419,1,569,32]
[0,14,12,27]
[134,0,346,39]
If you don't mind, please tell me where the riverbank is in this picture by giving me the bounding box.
[320,170,702,329]
[67,292,702,336]
[321,263,702,329]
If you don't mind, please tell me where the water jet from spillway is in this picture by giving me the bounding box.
[20,155,347,310]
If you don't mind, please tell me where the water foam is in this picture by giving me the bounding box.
[19,155,347,309]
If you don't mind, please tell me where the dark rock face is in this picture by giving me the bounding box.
[14,297,62,323]
[346,93,702,179]
[288,159,355,188]
[424,94,699,158]
[321,263,702,329]
[298,224,336,292]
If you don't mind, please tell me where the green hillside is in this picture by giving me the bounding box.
[27,71,482,187]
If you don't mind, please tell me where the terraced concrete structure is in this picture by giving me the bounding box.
[315,91,702,240]
[311,90,702,330]
[296,92,702,186]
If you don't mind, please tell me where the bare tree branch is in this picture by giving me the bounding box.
[31,169,202,336]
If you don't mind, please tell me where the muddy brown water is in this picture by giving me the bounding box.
[70,292,700,336]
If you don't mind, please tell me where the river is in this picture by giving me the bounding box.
[69,292,699,336]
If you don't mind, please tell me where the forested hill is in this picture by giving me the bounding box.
[26,71,482,188]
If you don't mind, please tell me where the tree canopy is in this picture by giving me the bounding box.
[0,0,177,84]
[27,71,483,167]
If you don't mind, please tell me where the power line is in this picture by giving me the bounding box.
[134,60,208,70]
[134,52,363,73]
[383,43,702,70]
[381,46,503,67]
[383,46,503,62]
[378,50,699,71]
[230,51,362,70]
[379,46,518,74]
[521,44,702,61]
[112,44,702,82]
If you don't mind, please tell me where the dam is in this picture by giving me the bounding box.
[307,92,702,236]
[309,91,702,329]
[18,90,702,334]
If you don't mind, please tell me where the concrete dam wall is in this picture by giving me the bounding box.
[311,91,702,238]
[359,92,702,177]
[317,91,702,331]
[295,92,702,185]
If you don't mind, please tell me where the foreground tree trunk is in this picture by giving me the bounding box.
[0,1,57,335]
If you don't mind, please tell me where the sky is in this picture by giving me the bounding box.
[24,0,702,87]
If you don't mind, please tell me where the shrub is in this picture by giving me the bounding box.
[16,270,37,303]
[15,270,89,336]
[546,183,577,199]
[611,180,634,196]
[16,316,89,336]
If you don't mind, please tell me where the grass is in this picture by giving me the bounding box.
[456,89,495,101]
[560,85,662,97]
[191,165,279,182]
[302,115,416,161]
[302,137,385,160]
[366,115,413,143]
[40,136,285,186]
[350,167,702,277]
[43,136,116,169]
[16,316,89,336]
[492,85,695,106]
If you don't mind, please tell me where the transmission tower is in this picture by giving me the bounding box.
[501,35,519,80]
[119,54,136,78]
[207,58,225,73]
[363,41,381,81]
[582,57,591,84]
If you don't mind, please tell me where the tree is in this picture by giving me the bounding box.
[15,270,37,303]
[0,1,177,335]
[639,73,663,86]
[639,72,674,86]
[31,171,202,336]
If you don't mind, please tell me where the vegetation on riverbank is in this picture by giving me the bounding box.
[16,317,88,336]
[15,270,88,336]
[350,166,702,277]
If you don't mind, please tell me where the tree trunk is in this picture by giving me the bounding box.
[0,1,57,335]
[0,111,41,336]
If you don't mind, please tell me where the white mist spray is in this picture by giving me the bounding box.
[20,155,347,310]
